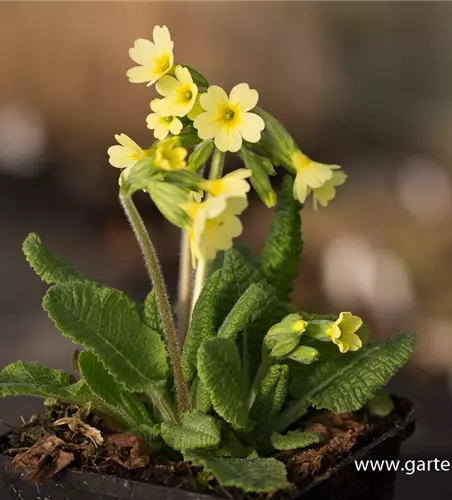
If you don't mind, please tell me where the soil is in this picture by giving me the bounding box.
[0,398,414,499]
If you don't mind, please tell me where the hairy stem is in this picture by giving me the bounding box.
[177,231,192,343]
[191,148,225,311]
[120,193,189,413]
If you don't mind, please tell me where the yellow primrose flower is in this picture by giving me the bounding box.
[312,168,347,210]
[201,169,251,198]
[186,195,248,264]
[107,134,147,178]
[325,312,363,354]
[291,150,334,204]
[146,99,183,140]
[127,25,174,86]
[156,65,198,117]
[154,139,187,171]
[194,83,265,153]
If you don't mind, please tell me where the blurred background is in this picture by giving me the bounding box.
[0,2,451,498]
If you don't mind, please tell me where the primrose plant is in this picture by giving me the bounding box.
[0,26,416,493]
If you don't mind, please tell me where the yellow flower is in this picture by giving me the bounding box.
[291,150,334,204]
[312,169,347,210]
[156,65,198,117]
[325,312,363,354]
[146,99,183,140]
[127,25,174,86]
[154,139,187,171]
[186,195,248,264]
[194,83,265,153]
[107,134,147,177]
[201,169,251,198]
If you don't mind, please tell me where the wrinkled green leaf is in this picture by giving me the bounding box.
[249,364,289,448]
[187,454,289,492]
[43,282,168,392]
[161,410,221,451]
[271,430,324,451]
[78,351,153,427]
[259,176,303,301]
[197,338,252,430]
[217,282,273,340]
[182,271,221,383]
[23,233,88,285]
[0,361,86,404]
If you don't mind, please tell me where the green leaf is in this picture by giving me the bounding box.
[142,290,162,337]
[278,332,416,431]
[23,233,88,285]
[249,364,289,448]
[187,140,214,172]
[187,454,289,492]
[217,282,273,340]
[189,377,211,413]
[197,338,252,430]
[217,247,289,384]
[0,362,86,404]
[161,410,221,451]
[78,351,154,427]
[259,176,303,301]
[271,430,324,451]
[43,281,169,392]
[182,271,221,383]
[240,148,277,207]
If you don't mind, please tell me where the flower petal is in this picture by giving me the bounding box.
[129,39,157,65]
[238,112,265,143]
[200,85,229,113]
[169,118,183,136]
[194,112,222,139]
[153,25,172,48]
[214,127,242,153]
[230,83,259,111]
[156,75,179,97]
[126,66,157,84]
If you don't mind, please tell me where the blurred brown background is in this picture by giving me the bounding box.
[1,2,451,497]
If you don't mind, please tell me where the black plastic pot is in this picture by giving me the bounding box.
[0,402,415,500]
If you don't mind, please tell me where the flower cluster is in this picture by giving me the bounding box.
[264,311,364,357]
[107,25,348,269]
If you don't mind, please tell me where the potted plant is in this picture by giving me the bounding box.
[0,25,416,500]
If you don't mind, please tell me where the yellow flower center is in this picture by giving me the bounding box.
[176,85,193,105]
[163,116,174,124]
[224,109,235,121]
[154,53,170,74]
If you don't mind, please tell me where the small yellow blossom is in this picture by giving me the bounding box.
[146,99,183,140]
[311,168,347,210]
[325,312,363,354]
[107,134,147,178]
[127,25,174,86]
[186,195,248,264]
[154,139,187,171]
[201,169,251,198]
[194,83,265,153]
[291,150,334,204]
[156,65,198,117]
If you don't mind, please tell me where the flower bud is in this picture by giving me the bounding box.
[187,140,214,172]
[288,345,319,364]
[264,314,308,358]
[240,148,277,207]
[147,180,191,229]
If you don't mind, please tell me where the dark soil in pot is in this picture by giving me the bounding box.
[0,397,415,500]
